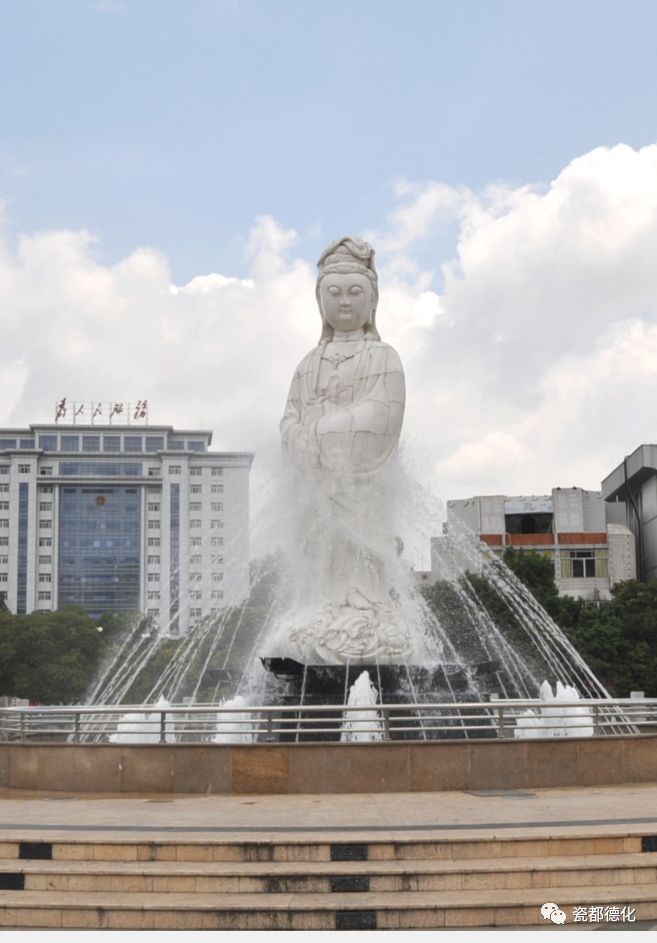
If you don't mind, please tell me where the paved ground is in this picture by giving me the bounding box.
[0,782,656,844]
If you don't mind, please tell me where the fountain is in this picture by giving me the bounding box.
[84,235,617,745]
[3,235,653,798]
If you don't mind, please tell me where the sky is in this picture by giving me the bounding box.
[2,0,657,509]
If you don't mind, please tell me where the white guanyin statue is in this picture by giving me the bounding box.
[268,236,426,666]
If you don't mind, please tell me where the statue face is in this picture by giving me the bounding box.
[319,273,374,334]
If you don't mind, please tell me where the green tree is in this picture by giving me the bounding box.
[0,607,102,703]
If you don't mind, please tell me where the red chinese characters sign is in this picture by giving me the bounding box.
[54,398,149,424]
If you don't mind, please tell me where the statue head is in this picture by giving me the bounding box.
[315,236,380,342]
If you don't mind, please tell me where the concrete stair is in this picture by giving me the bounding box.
[0,834,656,929]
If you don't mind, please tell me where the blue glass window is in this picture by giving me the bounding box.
[19,438,35,449]
[170,483,180,635]
[124,436,142,451]
[17,482,29,614]
[59,461,142,476]
[0,439,17,449]
[58,486,141,618]
[168,439,184,451]
[61,435,79,451]
[103,436,121,452]
[187,440,204,452]
[145,436,164,452]
[38,435,58,451]
[82,436,100,452]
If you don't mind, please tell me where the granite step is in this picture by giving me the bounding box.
[0,852,655,894]
[0,831,648,862]
[0,882,656,929]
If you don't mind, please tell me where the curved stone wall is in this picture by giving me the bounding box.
[1,735,656,794]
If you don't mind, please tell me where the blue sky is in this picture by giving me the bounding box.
[3,0,657,509]
[2,0,657,281]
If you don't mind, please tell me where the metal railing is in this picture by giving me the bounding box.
[0,698,654,743]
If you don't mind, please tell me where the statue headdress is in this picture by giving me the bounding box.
[316,236,380,342]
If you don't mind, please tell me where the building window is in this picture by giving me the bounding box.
[0,467,9,475]
[61,435,79,451]
[189,502,201,512]
[211,484,223,494]
[39,573,52,583]
[147,520,160,530]
[0,520,8,529]
[39,501,52,511]
[147,555,160,564]
[148,503,160,512]
[210,520,223,529]
[168,439,184,451]
[103,435,121,452]
[190,519,201,529]
[147,467,160,478]
[38,591,51,601]
[0,502,8,511]
[190,537,201,547]
[190,485,201,494]
[145,436,164,452]
[39,537,52,547]
[40,467,53,475]
[211,537,223,547]
[20,439,35,448]
[560,549,608,579]
[38,435,58,451]
[0,537,8,547]
[147,537,160,547]
[147,573,159,583]
[211,502,223,512]
[82,436,101,453]
[189,590,201,600]
[168,465,181,475]
[211,467,223,476]
[211,554,223,565]
[147,591,160,601]
[124,435,142,451]
[212,572,223,582]
[0,439,17,448]
[190,467,202,477]
[190,554,202,564]
[38,555,52,564]
[190,608,202,618]
[211,590,223,600]
[39,485,53,493]
[0,573,7,583]
[187,441,204,452]
[190,572,201,582]
[0,555,7,565]
[0,484,7,492]
[18,464,31,474]
[147,608,159,618]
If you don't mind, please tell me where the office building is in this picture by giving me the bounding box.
[602,444,657,583]
[0,418,253,635]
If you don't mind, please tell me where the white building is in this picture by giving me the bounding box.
[0,422,253,635]
[439,486,635,601]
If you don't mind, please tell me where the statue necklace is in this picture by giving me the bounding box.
[321,334,364,370]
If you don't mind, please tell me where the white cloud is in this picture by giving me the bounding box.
[3,142,657,521]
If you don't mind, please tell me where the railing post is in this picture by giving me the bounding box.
[74,711,81,743]
[265,709,275,742]
[495,705,505,740]
[593,704,600,736]
[382,706,391,741]
[19,711,25,742]
[159,711,166,744]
